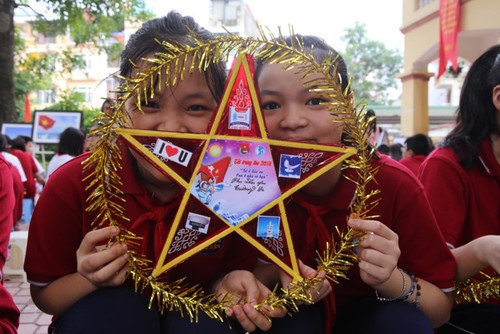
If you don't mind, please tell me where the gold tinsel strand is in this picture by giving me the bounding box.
[83,30,382,322]
[454,272,500,305]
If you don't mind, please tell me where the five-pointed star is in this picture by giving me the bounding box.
[117,54,356,282]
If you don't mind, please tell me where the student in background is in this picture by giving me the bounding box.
[376,143,390,156]
[46,127,85,180]
[0,154,20,333]
[399,134,434,176]
[101,98,115,115]
[0,135,24,223]
[389,143,404,161]
[419,44,500,333]
[20,136,46,201]
[9,136,44,227]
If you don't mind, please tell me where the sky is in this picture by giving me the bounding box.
[147,0,404,52]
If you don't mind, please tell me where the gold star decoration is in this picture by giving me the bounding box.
[118,54,356,282]
[83,31,381,321]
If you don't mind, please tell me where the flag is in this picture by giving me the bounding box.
[438,0,461,79]
[23,93,31,123]
[39,115,55,130]
[198,156,231,183]
[111,32,125,45]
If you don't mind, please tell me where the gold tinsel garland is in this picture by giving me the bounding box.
[83,29,380,321]
[454,272,500,305]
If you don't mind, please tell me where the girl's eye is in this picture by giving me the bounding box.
[139,100,160,113]
[306,98,325,106]
[187,104,211,112]
[261,102,280,110]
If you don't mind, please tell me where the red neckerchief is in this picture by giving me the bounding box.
[131,192,182,265]
[294,197,337,334]
[291,166,358,334]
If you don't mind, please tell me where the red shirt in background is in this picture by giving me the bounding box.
[399,155,426,176]
[9,149,38,199]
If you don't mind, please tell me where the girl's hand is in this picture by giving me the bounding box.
[213,270,286,332]
[348,217,400,289]
[76,226,129,287]
[279,260,332,304]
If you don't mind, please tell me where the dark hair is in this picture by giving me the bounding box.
[57,127,85,156]
[255,34,350,93]
[366,109,377,135]
[120,11,226,101]
[389,143,403,161]
[443,44,500,168]
[11,136,26,151]
[101,98,115,112]
[20,135,33,143]
[405,133,434,156]
[377,144,390,155]
[0,134,8,151]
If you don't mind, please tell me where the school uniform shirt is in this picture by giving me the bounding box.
[419,137,500,303]
[0,158,19,332]
[0,155,15,270]
[399,155,426,177]
[46,153,75,180]
[9,149,38,199]
[25,138,259,293]
[0,286,19,334]
[1,152,27,182]
[286,154,456,310]
[8,164,23,223]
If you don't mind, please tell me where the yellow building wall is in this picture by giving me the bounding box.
[400,0,500,136]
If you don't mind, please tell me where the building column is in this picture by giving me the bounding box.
[399,71,434,136]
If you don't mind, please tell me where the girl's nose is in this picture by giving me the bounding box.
[279,104,308,129]
[156,116,189,133]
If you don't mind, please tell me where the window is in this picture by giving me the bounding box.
[73,86,93,103]
[418,0,436,9]
[37,89,56,105]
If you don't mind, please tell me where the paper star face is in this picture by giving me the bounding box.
[117,54,356,281]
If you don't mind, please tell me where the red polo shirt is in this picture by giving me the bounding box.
[0,156,20,333]
[287,154,456,308]
[399,155,426,176]
[0,155,15,269]
[9,149,38,199]
[419,138,500,303]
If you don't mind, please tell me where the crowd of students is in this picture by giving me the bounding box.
[0,10,498,334]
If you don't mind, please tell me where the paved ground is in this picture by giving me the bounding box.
[4,274,50,334]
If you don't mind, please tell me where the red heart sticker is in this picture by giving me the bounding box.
[165,145,179,157]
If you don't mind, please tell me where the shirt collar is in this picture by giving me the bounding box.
[479,137,500,179]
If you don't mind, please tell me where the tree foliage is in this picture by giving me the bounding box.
[341,22,403,106]
[0,0,153,124]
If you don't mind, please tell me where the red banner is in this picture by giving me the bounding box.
[23,93,32,123]
[438,0,461,79]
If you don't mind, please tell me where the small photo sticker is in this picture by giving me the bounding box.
[256,215,281,239]
[228,106,252,130]
[185,212,211,234]
[278,154,302,179]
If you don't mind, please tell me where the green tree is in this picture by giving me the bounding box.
[341,22,403,105]
[0,0,153,124]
